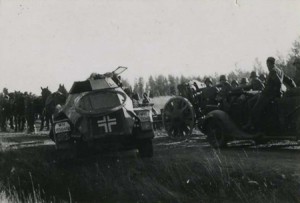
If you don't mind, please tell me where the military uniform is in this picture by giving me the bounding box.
[250,78,264,91]
[293,58,300,86]
[248,59,296,129]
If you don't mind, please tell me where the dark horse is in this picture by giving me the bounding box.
[11,91,26,132]
[35,87,52,131]
[43,84,68,130]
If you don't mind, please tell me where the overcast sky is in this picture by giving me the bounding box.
[1,0,300,94]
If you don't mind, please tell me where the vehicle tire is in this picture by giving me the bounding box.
[163,96,195,138]
[138,139,153,158]
[206,118,227,148]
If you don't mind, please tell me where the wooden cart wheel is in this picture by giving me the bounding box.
[162,96,195,138]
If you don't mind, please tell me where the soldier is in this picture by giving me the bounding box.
[244,57,296,131]
[218,75,232,91]
[142,92,150,104]
[240,77,249,86]
[132,92,140,108]
[231,80,239,88]
[216,75,232,111]
[259,73,267,85]
[204,78,213,88]
[293,58,300,86]
[248,71,264,91]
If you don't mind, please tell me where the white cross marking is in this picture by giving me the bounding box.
[97,116,117,133]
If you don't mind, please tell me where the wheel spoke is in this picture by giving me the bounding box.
[182,125,190,135]
[179,102,188,113]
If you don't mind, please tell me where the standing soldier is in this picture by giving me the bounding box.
[293,58,300,86]
[244,57,296,132]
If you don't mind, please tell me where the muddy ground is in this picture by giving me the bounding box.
[1,130,300,202]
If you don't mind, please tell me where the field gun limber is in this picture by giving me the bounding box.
[162,80,220,138]
[163,78,300,149]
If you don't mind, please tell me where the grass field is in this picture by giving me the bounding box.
[0,141,300,203]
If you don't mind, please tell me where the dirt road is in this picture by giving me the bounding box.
[1,131,300,175]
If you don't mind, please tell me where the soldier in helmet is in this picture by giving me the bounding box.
[218,75,232,90]
[244,57,296,132]
[240,77,249,86]
[259,74,267,85]
[293,58,300,86]
[216,75,232,110]
[142,92,150,104]
[249,71,264,91]
[231,80,239,88]
[204,78,213,88]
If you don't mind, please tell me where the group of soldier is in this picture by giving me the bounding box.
[200,56,300,132]
[0,85,68,134]
[0,89,38,133]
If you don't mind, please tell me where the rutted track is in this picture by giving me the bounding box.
[1,130,300,173]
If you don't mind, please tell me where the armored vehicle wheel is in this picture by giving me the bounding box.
[163,96,195,138]
[206,118,227,148]
[138,139,153,158]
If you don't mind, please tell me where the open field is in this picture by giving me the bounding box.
[1,131,300,203]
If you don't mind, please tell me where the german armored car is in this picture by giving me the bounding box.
[49,67,154,157]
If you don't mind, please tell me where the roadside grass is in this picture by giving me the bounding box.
[0,144,299,202]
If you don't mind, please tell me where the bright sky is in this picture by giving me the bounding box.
[1,0,300,94]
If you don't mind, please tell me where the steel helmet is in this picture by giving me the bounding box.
[250,71,258,79]
[240,77,249,85]
[219,75,227,82]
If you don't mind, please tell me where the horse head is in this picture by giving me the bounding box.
[40,87,51,103]
[57,84,68,97]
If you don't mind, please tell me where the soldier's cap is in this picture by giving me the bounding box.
[293,57,300,65]
[267,56,275,63]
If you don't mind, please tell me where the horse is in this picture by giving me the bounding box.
[10,91,26,132]
[35,87,52,131]
[43,84,68,130]
[0,89,16,132]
